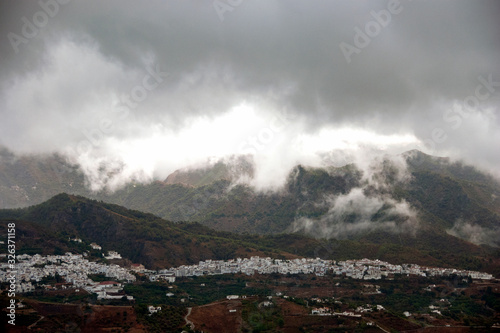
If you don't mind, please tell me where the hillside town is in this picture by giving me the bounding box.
[1,250,494,301]
[152,256,494,281]
[0,252,136,300]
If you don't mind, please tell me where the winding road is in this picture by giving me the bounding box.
[28,315,45,329]
[184,307,194,330]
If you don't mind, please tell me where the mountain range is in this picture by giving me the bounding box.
[1,148,499,243]
[1,148,499,275]
[0,192,499,275]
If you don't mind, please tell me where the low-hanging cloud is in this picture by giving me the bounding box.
[291,156,419,239]
[0,0,499,191]
[447,219,500,247]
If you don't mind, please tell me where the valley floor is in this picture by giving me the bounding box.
[3,270,500,332]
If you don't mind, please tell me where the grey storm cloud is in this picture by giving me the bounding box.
[0,0,499,189]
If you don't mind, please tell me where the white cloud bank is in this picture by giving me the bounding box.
[1,1,499,191]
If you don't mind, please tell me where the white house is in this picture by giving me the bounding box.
[90,243,102,250]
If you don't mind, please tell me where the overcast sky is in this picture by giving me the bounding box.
[1,0,499,190]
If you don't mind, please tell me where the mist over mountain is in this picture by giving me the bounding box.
[1,147,499,249]
[1,192,499,276]
[164,155,254,188]
[1,1,498,256]
[0,147,88,208]
[1,3,499,331]
[1,1,499,193]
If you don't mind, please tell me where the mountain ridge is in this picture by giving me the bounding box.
[1,193,499,276]
[1,148,499,249]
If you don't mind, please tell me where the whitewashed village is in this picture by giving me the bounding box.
[0,240,494,305]
[164,256,494,280]
[0,251,136,300]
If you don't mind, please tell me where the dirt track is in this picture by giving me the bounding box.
[184,307,194,330]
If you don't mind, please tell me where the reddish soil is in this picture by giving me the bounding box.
[280,314,375,333]
[28,300,82,316]
[371,312,422,332]
[189,300,243,333]
[187,297,386,333]
[22,300,146,333]
[85,305,145,333]
[276,298,308,316]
